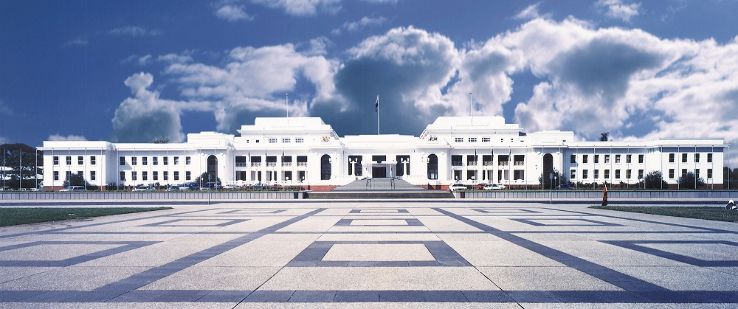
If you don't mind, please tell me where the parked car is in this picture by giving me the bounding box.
[449,184,467,191]
[132,185,154,192]
[483,184,505,190]
[60,186,85,192]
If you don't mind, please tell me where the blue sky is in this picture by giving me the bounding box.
[1,0,738,162]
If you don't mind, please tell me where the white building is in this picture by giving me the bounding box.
[40,116,726,190]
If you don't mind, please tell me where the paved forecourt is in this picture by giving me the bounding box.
[0,201,737,308]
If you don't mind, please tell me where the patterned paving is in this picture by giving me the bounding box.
[0,201,737,308]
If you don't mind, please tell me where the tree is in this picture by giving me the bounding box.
[538,169,570,189]
[194,172,221,188]
[678,172,705,190]
[64,173,90,188]
[599,132,609,142]
[640,171,668,189]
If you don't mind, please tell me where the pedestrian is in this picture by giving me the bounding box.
[601,184,608,207]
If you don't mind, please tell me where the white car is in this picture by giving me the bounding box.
[449,184,467,191]
[483,184,505,190]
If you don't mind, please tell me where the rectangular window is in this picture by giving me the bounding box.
[594,155,599,163]
[708,168,713,179]
[174,156,179,165]
[682,153,687,163]
[626,155,632,164]
[119,156,125,165]
[142,171,148,181]
[695,153,700,163]
[604,155,610,164]
[570,169,576,179]
[153,157,158,165]
[90,171,96,181]
[53,171,59,180]
[669,169,675,179]
[615,155,621,163]
[90,156,96,165]
[185,156,191,165]
[269,138,277,143]
[570,155,576,164]
[615,169,621,179]
[708,153,713,163]
[594,169,600,179]
[468,137,477,142]
[582,169,588,179]
[132,171,138,181]
[695,169,701,179]
[174,171,180,181]
[163,171,169,181]
[295,138,304,143]
[282,138,291,143]
[153,171,158,181]
[604,169,610,179]
[626,169,632,179]
[669,153,675,163]
[638,169,644,179]
[132,157,137,165]
[582,155,588,164]
[142,157,148,165]
[682,169,688,177]
[78,156,83,165]
[120,171,126,181]
[186,171,191,181]
[66,156,71,165]
[454,137,463,143]
[482,137,491,143]
[638,154,644,163]
[53,156,59,165]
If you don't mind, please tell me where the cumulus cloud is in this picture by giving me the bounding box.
[251,0,341,16]
[112,73,187,142]
[47,134,88,141]
[107,26,161,37]
[331,16,387,35]
[215,4,253,21]
[596,0,640,22]
[163,44,336,132]
[64,37,89,47]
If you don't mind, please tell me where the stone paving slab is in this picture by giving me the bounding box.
[0,201,736,307]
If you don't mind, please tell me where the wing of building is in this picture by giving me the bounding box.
[39,116,726,190]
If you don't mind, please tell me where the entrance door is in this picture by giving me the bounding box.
[372,166,387,178]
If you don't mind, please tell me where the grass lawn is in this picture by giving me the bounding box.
[589,206,738,223]
[0,207,172,227]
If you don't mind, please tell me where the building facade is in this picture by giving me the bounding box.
[40,116,726,190]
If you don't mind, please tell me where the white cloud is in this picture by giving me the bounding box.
[112,73,192,142]
[514,2,547,20]
[64,37,89,47]
[108,26,161,37]
[331,16,387,35]
[0,136,9,144]
[596,0,640,22]
[163,44,337,132]
[47,134,88,141]
[215,4,254,22]
[251,0,341,16]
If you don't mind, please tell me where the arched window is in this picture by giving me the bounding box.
[320,154,331,180]
[207,155,218,180]
[427,154,438,180]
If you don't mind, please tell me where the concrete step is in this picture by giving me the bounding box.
[306,190,454,199]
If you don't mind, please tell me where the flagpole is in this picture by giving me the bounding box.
[376,95,380,135]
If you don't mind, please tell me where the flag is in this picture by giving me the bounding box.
[375,95,379,112]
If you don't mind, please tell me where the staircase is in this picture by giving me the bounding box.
[306,178,453,199]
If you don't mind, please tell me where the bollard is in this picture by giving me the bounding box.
[601,184,608,207]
